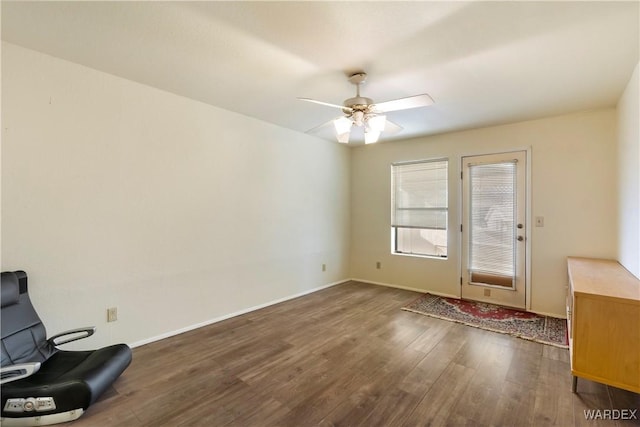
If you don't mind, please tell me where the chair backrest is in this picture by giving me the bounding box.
[1,271,57,366]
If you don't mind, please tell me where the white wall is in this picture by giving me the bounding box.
[617,62,640,279]
[1,42,351,348]
[350,110,618,317]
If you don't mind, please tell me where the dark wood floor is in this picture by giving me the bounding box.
[72,281,638,426]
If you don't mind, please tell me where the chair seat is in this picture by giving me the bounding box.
[2,344,132,416]
[1,271,132,425]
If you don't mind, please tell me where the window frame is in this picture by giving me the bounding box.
[391,158,449,259]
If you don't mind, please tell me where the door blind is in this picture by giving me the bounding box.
[468,161,516,283]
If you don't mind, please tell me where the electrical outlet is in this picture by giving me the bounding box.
[107,307,118,322]
[322,263,326,272]
[535,216,544,227]
[376,261,381,269]
[484,289,491,297]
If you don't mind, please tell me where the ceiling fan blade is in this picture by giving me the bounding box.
[384,119,404,134]
[305,116,356,144]
[372,94,434,113]
[304,118,338,134]
[298,98,353,113]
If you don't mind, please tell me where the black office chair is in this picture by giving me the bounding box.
[1,271,132,426]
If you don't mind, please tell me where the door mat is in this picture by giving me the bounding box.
[402,293,568,348]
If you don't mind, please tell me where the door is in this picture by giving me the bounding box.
[461,151,527,309]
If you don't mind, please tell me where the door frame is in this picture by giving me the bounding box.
[457,147,532,311]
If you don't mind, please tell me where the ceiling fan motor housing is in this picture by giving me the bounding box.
[343,96,373,114]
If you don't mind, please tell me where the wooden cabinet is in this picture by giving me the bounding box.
[567,257,640,393]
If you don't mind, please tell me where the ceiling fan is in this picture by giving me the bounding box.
[299,72,434,144]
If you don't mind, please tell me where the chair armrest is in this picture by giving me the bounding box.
[1,362,41,385]
[48,326,96,346]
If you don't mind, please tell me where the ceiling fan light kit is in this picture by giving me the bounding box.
[299,72,434,145]
[364,129,380,145]
[333,116,352,143]
[368,115,386,132]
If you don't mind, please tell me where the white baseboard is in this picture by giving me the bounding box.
[129,279,349,349]
[129,278,566,349]
[357,279,567,319]
[351,277,566,319]
[349,278,460,300]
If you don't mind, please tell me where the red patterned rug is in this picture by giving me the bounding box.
[402,293,568,348]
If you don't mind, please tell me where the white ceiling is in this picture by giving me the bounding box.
[2,1,639,145]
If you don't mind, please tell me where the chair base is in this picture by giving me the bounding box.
[0,408,83,426]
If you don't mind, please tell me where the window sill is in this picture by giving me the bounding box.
[392,252,448,260]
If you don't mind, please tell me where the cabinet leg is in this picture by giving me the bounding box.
[572,376,578,393]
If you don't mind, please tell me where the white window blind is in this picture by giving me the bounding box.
[468,161,516,281]
[392,159,448,230]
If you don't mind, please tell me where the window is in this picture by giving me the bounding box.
[391,159,448,258]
